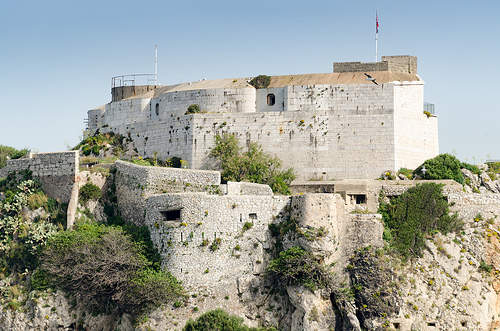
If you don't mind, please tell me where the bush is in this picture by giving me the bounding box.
[40,221,183,315]
[79,182,102,203]
[267,246,332,291]
[378,183,462,259]
[183,309,277,331]
[249,75,271,89]
[413,154,480,184]
[209,134,295,195]
[186,104,201,114]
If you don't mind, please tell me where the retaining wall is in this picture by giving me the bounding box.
[0,151,78,203]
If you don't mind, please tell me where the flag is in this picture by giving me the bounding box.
[376,11,379,34]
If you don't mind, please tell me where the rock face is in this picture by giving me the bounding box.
[0,291,133,331]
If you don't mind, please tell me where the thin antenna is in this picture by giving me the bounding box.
[155,45,158,85]
[375,10,379,62]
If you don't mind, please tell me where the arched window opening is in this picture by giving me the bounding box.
[267,94,275,106]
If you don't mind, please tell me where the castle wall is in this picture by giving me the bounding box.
[114,161,220,225]
[155,88,256,118]
[334,55,417,74]
[0,151,78,203]
[92,80,437,180]
[393,83,439,170]
[256,88,285,112]
[187,109,396,180]
[145,192,290,290]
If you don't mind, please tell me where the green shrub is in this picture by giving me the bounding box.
[249,75,271,89]
[243,222,253,231]
[209,134,295,195]
[183,308,276,331]
[79,182,102,203]
[413,154,480,184]
[378,183,462,259]
[267,246,331,291]
[413,154,464,183]
[186,104,201,114]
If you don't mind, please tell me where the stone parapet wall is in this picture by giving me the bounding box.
[382,180,463,197]
[114,161,221,225]
[449,193,500,221]
[226,181,273,196]
[0,151,78,203]
[334,56,417,74]
[334,61,389,73]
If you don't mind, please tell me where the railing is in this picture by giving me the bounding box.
[423,102,435,114]
[111,74,156,88]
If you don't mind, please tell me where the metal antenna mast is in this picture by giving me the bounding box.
[155,45,158,85]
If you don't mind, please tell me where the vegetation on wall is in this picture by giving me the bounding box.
[209,134,295,194]
[0,145,29,169]
[267,246,332,291]
[186,104,201,114]
[73,132,129,157]
[249,75,271,89]
[413,153,480,184]
[183,309,277,331]
[378,182,462,259]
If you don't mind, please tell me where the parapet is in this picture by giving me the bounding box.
[333,55,417,74]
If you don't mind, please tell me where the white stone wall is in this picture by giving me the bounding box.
[282,83,394,113]
[145,193,290,290]
[114,161,221,224]
[393,82,439,170]
[156,88,256,118]
[256,87,285,112]
[90,81,438,180]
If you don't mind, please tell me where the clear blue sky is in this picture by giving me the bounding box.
[1,0,499,164]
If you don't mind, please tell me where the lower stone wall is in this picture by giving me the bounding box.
[114,161,221,225]
[0,151,78,203]
[145,192,290,290]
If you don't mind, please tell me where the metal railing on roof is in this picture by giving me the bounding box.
[424,102,435,114]
[111,74,156,88]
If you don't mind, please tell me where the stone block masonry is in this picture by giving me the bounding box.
[114,160,221,225]
[0,151,78,203]
[145,192,290,290]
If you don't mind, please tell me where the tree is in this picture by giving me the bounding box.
[249,75,271,89]
[209,134,295,195]
[378,183,462,258]
[0,145,29,169]
[40,221,183,315]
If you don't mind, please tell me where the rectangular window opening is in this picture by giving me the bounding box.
[355,195,366,204]
[160,209,182,222]
[249,213,257,221]
[427,322,436,327]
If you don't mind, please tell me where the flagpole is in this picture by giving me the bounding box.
[375,10,378,62]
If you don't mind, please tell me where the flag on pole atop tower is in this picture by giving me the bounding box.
[376,11,379,33]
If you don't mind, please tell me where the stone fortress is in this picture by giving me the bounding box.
[4,56,500,330]
[87,55,439,180]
